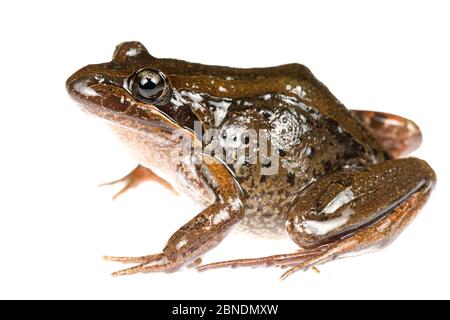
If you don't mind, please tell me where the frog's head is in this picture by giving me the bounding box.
[66,42,196,135]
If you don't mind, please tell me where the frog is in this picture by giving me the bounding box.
[66,41,436,279]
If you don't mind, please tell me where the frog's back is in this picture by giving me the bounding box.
[153,59,384,156]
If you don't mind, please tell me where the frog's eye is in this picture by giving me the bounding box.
[131,69,171,105]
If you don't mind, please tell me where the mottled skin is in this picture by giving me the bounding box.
[66,42,436,278]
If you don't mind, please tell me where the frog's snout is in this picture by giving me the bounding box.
[66,64,136,117]
[66,67,104,108]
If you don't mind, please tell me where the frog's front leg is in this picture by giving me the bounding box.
[100,165,178,199]
[104,161,244,276]
[199,158,435,279]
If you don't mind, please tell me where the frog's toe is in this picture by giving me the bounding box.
[104,253,176,276]
[103,253,163,264]
[280,248,338,280]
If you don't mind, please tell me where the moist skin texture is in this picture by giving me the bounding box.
[66,41,436,278]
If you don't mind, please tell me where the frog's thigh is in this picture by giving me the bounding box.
[100,164,178,199]
[104,161,244,276]
[287,158,435,249]
[198,158,435,279]
[351,110,422,158]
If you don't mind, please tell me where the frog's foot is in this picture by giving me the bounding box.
[197,247,329,271]
[99,165,178,200]
[200,158,436,280]
[197,245,341,280]
[351,110,422,158]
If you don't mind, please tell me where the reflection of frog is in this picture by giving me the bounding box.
[66,42,435,279]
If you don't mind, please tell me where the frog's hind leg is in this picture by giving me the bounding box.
[351,110,422,158]
[100,164,178,200]
[198,158,436,279]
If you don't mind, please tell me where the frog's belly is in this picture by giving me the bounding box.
[233,168,297,238]
[238,189,291,239]
[238,204,288,239]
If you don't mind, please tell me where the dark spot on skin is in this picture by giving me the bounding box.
[243,135,250,144]
[262,159,272,168]
[278,149,286,157]
[325,118,348,144]
[263,111,272,119]
[323,160,333,172]
[339,176,354,187]
[287,172,295,185]
[306,146,315,159]
[343,143,366,160]
[221,130,227,139]
[260,175,267,183]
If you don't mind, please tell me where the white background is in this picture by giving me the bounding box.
[1,0,449,299]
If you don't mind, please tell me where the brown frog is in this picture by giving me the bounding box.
[66,42,436,279]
